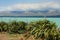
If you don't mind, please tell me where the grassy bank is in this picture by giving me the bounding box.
[0,19,60,40]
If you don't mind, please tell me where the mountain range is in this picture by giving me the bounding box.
[0,8,60,17]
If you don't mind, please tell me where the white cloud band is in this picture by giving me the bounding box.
[0,2,60,11]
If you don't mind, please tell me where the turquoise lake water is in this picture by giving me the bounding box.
[0,17,60,27]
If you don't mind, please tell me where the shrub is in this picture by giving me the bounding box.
[0,22,8,32]
[0,19,60,40]
[25,19,59,40]
[8,21,27,34]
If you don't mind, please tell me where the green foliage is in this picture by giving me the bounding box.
[0,22,8,32]
[8,21,27,34]
[25,19,60,40]
[0,19,60,40]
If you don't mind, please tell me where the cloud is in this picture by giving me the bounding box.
[0,2,60,16]
[0,2,60,11]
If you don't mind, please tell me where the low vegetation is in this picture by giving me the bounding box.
[0,19,60,40]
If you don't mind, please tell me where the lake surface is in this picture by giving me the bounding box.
[0,17,60,27]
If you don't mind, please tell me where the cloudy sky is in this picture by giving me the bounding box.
[0,0,60,16]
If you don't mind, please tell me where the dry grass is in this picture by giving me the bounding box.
[0,32,36,40]
[0,32,9,40]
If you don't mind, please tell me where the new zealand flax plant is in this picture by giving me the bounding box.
[0,21,8,32]
[8,21,27,34]
[0,19,60,40]
[25,19,60,40]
